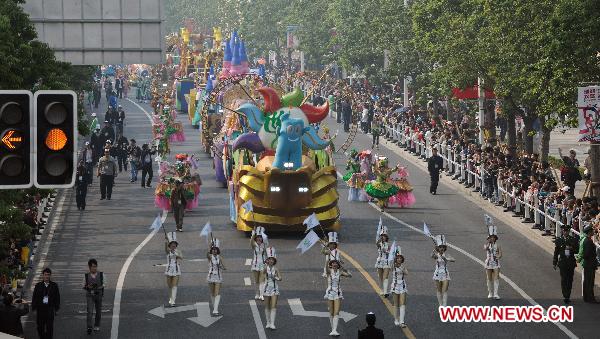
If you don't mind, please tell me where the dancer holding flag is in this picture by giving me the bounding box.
[164,231,182,307]
[250,226,268,300]
[207,238,226,315]
[324,253,352,337]
[432,235,455,306]
[263,247,282,330]
[389,244,408,327]
[484,218,502,300]
[375,224,391,297]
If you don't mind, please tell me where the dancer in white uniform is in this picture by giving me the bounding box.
[207,238,226,315]
[164,232,182,307]
[484,224,502,299]
[375,225,391,296]
[324,239,352,337]
[262,247,281,330]
[250,226,268,300]
[390,246,408,327]
[321,232,343,277]
[432,235,455,306]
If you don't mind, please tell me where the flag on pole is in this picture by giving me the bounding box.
[150,214,162,230]
[484,214,493,226]
[241,200,253,213]
[296,230,320,254]
[200,222,212,243]
[387,240,397,262]
[303,213,320,231]
[423,222,433,238]
[376,217,383,241]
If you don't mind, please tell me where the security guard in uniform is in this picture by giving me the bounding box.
[553,225,578,303]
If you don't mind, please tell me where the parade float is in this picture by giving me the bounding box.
[230,87,341,232]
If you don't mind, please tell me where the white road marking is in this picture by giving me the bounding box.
[249,300,267,339]
[245,258,252,266]
[126,98,153,124]
[244,277,252,286]
[110,211,168,339]
[29,192,66,293]
[288,298,356,322]
[187,302,222,327]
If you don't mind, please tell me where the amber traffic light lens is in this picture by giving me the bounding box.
[45,128,67,151]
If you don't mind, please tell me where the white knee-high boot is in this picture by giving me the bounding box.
[329,315,333,329]
[255,283,260,300]
[259,282,265,300]
[168,287,174,305]
[330,315,339,336]
[399,305,406,326]
[213,295,221,314]
[382,279,389,295]
[394,306,400,325]
[436,291,442,306]
[171,286,177,305]
[486,279,493,298]
[493,279,500,299]
[264,308,271,328]
[442,292,448,306]
[270,308,277,329]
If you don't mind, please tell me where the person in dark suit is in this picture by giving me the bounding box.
[427,147,444,195]
[553,225,579,303]
[578,225,598,303]
[358,312,384,339]
[32,268,60,339]
[0,293,29,337]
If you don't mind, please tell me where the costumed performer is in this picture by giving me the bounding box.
[263,246,282,330]
[165,232,182,307]
[375,226,391,297]
[432,235,455,306]
[365,157,400,211]
[250,226,268,300]
[484,221,502,300]
[207,238,226,315]
[388,166,416,208]
[321,232,344,278]
[324,257,352,337]
[390,246,407,327]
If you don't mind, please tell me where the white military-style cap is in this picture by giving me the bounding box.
[328,232,338,244]
[167,231,178,245]
[266,246,276,259]
[435,235,447,247]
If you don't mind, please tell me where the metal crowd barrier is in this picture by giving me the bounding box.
[380,122,598,247]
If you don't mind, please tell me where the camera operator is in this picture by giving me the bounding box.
[0,291,29,337]
[83,259,105,334]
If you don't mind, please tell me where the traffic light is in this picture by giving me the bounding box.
[0,91,33,188]
[34,90,77,188]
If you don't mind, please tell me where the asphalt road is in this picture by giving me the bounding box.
[23,94,598,339]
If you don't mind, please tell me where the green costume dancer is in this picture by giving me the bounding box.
[342,149,360,182]
[365,157,399,211]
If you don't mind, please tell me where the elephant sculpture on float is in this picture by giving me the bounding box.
[232,87,330,170]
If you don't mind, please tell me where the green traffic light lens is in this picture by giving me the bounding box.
[44,154,67,176]
[0,154,24,177]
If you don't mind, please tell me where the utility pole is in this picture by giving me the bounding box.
[478,77,485,145]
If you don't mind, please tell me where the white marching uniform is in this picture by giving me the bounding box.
[324,269,344,300]
[165,250,182,276]
[432,253,451,281]
[263,266,280,297]
[375,242,391,269]
[484,243,501,269]
[390,265,407,294]
[251,242,267,272]
[207,254,223,283]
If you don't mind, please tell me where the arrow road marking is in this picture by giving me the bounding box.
[288,298,356,322]
[148,302,221,327]
[148,304,198,318]
[187,302,222,327]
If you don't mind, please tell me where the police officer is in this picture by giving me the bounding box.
[427,147,444,195]
[552,225,578,303]
[578,224,598,303]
